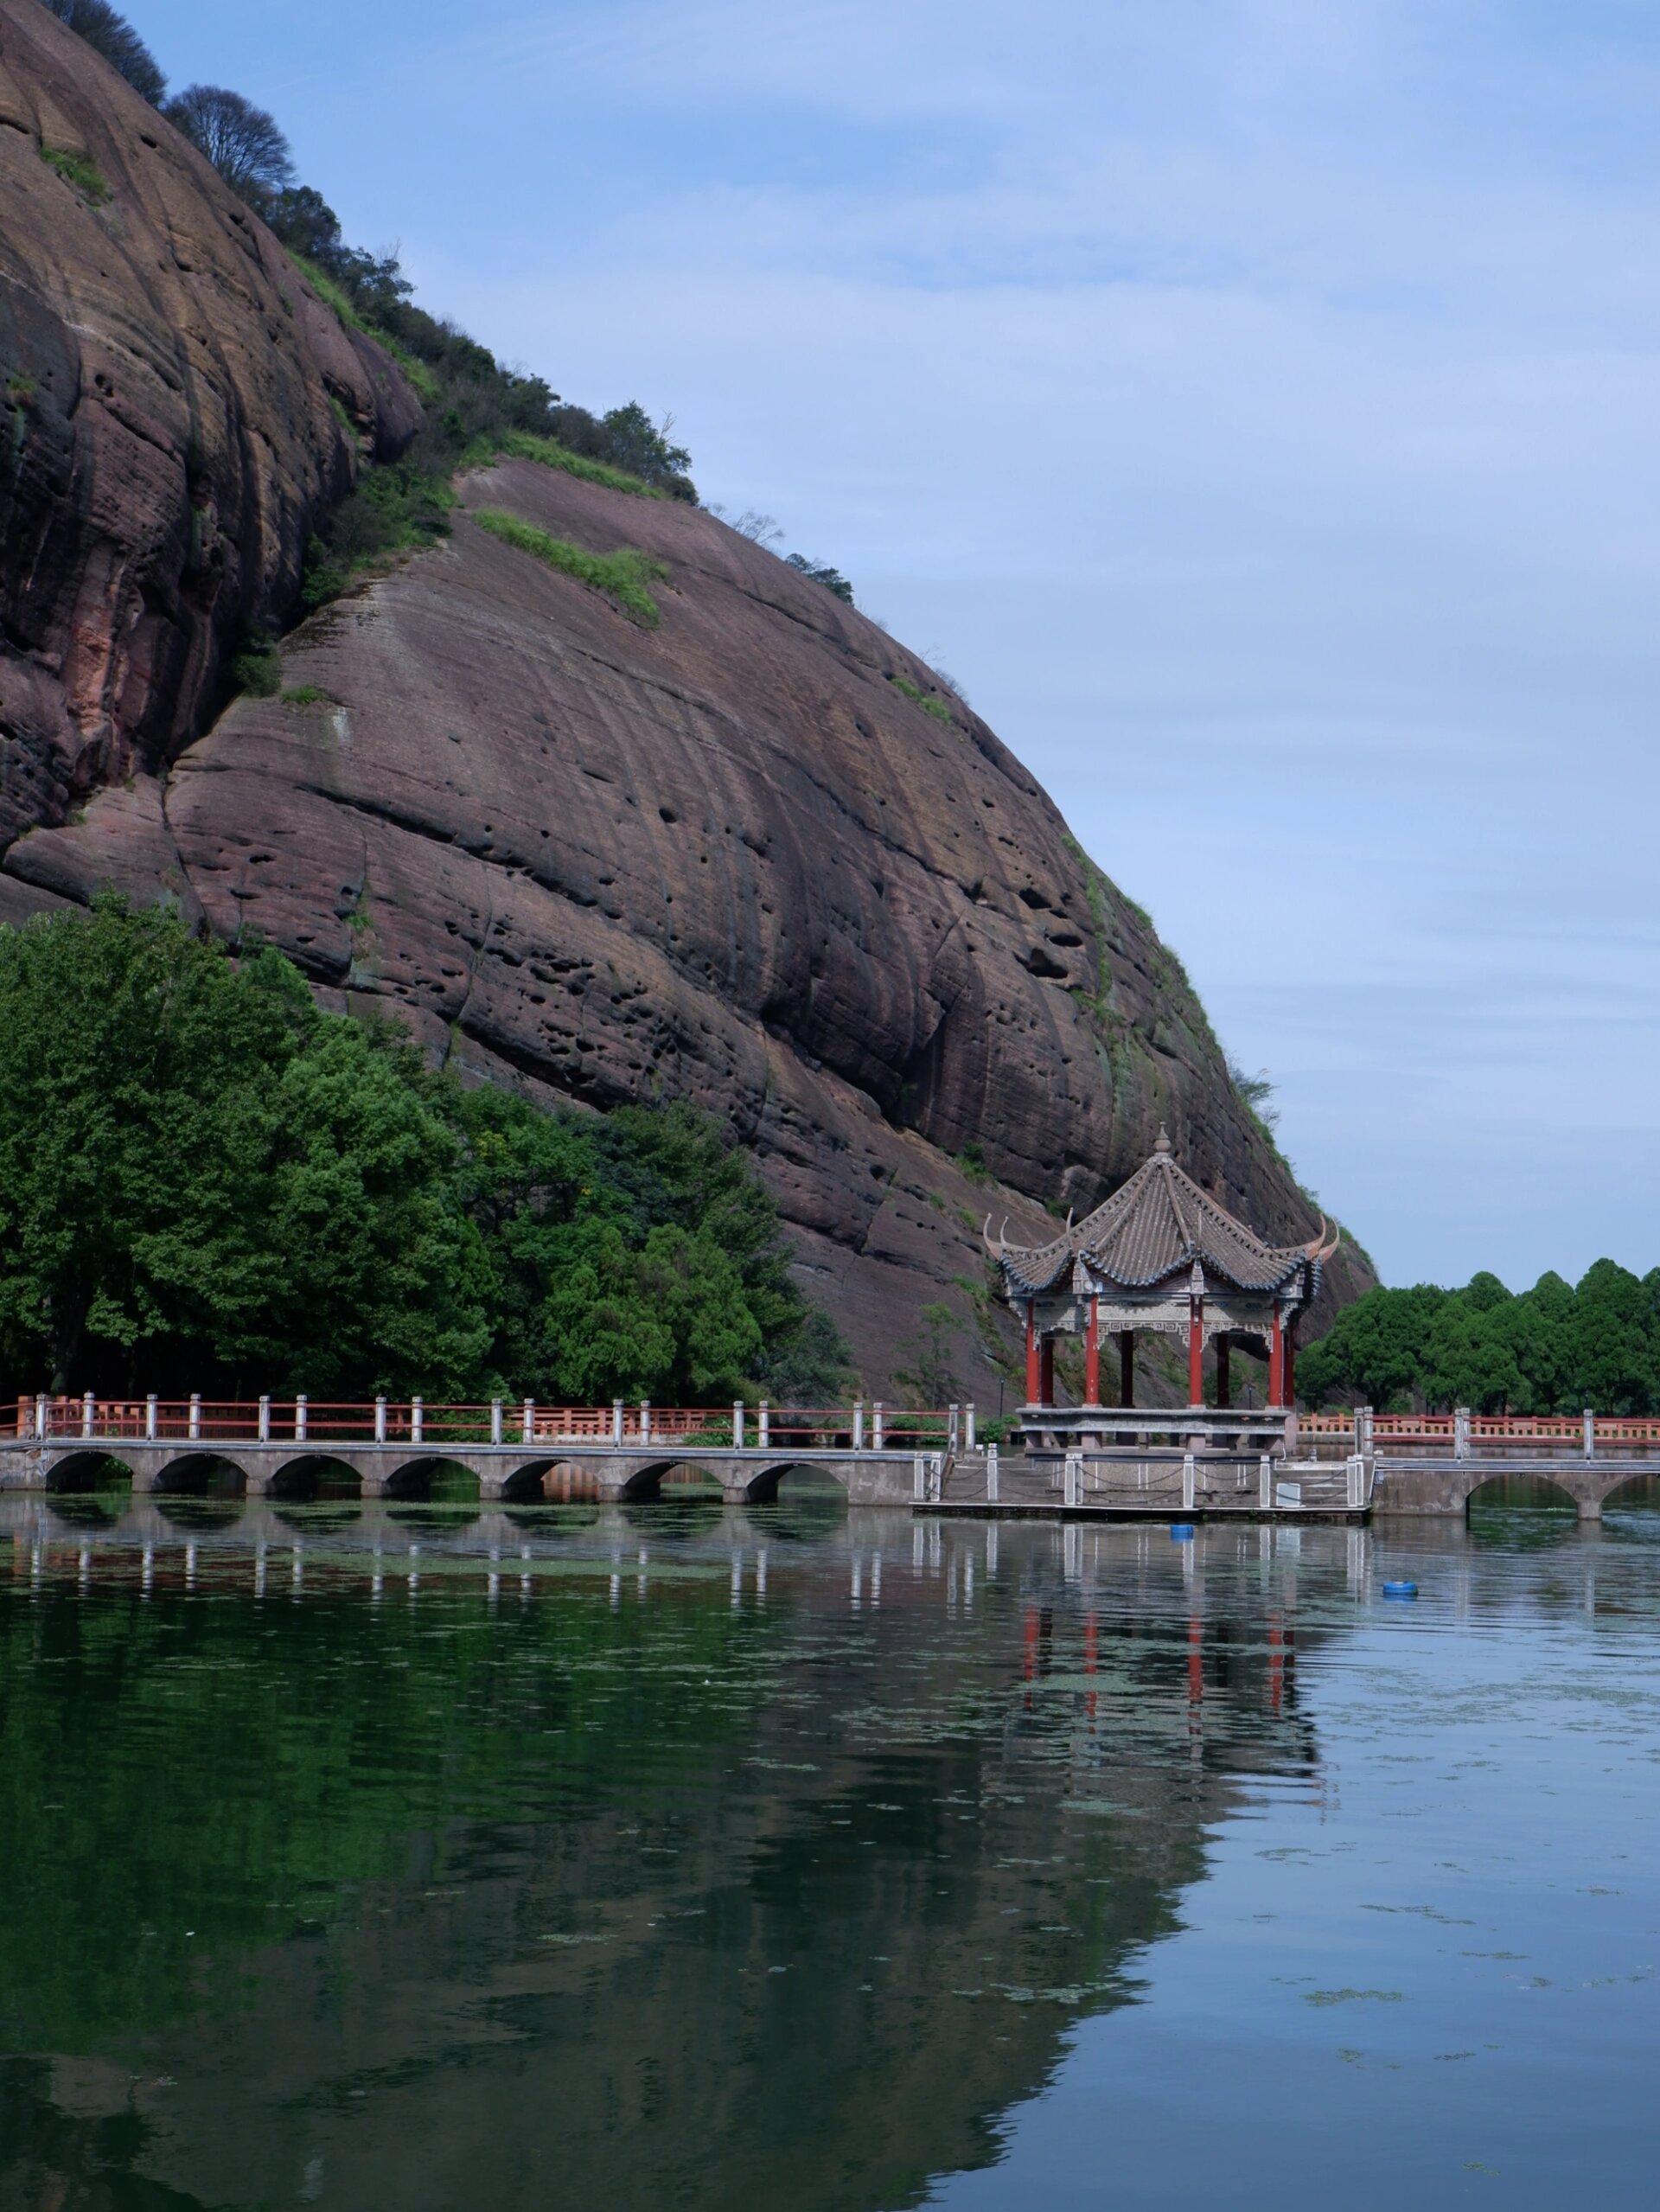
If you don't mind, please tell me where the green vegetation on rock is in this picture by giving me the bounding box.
[473,510,668,627]
[0,901,826,1403]
[890,674,954,725]
[37,144,109,204]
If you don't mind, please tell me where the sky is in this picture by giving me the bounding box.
[131,1,1660,1290]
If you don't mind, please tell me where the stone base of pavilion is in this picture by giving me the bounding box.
[1014,1404,1300,1455]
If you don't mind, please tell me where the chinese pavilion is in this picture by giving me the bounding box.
[986,1128,1339,1421]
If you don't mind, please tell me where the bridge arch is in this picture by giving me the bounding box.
[1599,1471,1660,1512]
[1465,1471,1580,1518]
[266,1454,361,1500]
[44,1449,135,1493]
[150,1451,251,1496]
[729,1459,840,1506]
[383,1456,481,1504]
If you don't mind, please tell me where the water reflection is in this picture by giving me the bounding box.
[0,1498,1656,2210]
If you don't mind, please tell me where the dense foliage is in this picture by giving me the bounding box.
[1297,1264,1660,1415]
[0,903,832,1403]
[38,0,163,104]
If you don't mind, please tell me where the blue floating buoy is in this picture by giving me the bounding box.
[1171,1523,1196,1541]
[1382,1580,1417,1599]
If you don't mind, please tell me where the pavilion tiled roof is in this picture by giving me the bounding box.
[991,1128,1334,1301]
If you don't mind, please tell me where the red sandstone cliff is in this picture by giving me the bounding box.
[0,1,1373,1395]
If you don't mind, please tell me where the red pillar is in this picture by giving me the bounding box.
[1039,1336,1055,1408]
[1269,1306,1285,1409]
[1283,1327,1296,1409]
[1025,1301,1039,1405]
[1084,1295,1101,1406]
[1188,1295,1204,1408]
[1120,1331,1136,1410]
[1215,1334,1231,1410]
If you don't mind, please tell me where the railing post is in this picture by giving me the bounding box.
[1259,1454,1272,1510]
[913,1454,926,1502]
[852,1399,864,1452]
[734,1400,745,1449]
[522,1399,534,1445]
[411,1397,424,1446]
[1583,1408,1595,1461]
[1347,1454,1363,1509]
[491,1399,503,1446]
[873,1401,884,1450]
[188,1392,201,1442]
[80,1391,93,1440]
[1182,1454,1195,1511]
[145,1394,158,1442]
[641,1400,652,1445]
[965,1403,976,1452]
[1357,1404,1374,1460]
[1453,1406,1470,1461]
[374,1396,387,1444]
[986,1442,999,1503]
[948,1403,961,1453]
[611,1399,623,1446]
[259,1395,271,1443]
[35,1393,48,1441]
[295,1395,308,1442]
[758,1401,769,1448]
[1064,1450,1082,1507]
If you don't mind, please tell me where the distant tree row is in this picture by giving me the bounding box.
[0,902,851,1406]
[1297,1266,1660,1416]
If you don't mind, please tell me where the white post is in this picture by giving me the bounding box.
[145,1394,158,1442]
[873,1401,884,1450]
[188,1393,201,1442]
[522,1398,534,1444]
[612,1399,624,1445]
[35,1393,47,1441]
[965,1403,976,1451]
[852,1399,865,1451]
[1064,1450,1082,1507]
[948,1403,961,1454]
[734,1401,745,1449]
[491,1399,503,1445]
[986,1442,999,1503]
[758,1401,769,1448]
[258,1395,271,1443]
[641,1400,652,1444]
[1453,1406,1470,1461]
[374,1396,387,1444]
[1347,1454,1363,1509]
[1182,1454,1195,1510]
[411,1397,424,1446]
[913,1454,926,1502]
[295,1395,308,1442]
[81,1392,94,1439]
[1259,1454,1272,1510]
[1583,1408,1595,1461]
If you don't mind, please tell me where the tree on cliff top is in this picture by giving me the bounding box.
[39,0,165,105]
[164,84,295,201]
[0,901,812,1403]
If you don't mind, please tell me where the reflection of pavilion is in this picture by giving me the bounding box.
[988,1129,1339,1448]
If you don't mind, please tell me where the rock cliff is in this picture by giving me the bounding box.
[0,0,1372,1394]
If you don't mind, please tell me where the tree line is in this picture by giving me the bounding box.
[1297,1264,1660,1416]
[0,904,849,1406]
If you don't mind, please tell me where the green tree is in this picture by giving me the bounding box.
[42,0,165,105]
[891,1302,964,1408]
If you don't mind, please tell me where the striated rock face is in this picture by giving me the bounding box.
[0,1,1372,1393]
[0,0,419,857]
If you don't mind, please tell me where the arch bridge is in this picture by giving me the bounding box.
[0,1396,961,1507]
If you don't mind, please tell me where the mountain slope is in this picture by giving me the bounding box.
[0,0,1372,1392]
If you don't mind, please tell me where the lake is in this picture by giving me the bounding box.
[2,1489,1657,2209]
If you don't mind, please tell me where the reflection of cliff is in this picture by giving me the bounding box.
[0,1511,1333,2212]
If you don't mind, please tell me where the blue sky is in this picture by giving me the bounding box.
[132,2,1660,1289]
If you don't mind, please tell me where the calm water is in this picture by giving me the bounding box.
[2,1489,1657,2210]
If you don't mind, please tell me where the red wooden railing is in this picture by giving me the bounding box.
[2,1396,961,1449]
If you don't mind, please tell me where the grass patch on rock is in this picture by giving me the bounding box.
[890,673,954,725]
[470,429,662,499]
[40,145,110,205]
[473,509,668,627]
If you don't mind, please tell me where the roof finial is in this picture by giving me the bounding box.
[1154,1123,1172,1156]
